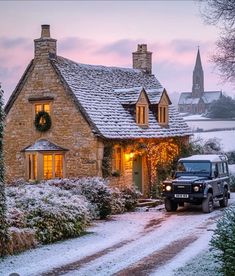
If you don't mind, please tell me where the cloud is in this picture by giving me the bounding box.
[95,39,137,57]
[0,37,30,49]
[59,37,95,52]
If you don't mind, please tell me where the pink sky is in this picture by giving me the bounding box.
[0,1,234,105]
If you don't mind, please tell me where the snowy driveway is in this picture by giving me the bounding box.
[1,194,235,276]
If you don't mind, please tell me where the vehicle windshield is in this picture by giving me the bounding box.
[177,161,211,174]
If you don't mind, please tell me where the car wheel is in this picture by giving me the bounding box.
[219,188,228,208]
[202,193,214,213]
[165,198,178,212]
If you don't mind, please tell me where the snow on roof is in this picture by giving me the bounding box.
[115,87,163,105]
[178,91,221,105]
[115,87,145,105]
[23,139,68,152]
[203,91,222,104]
[179,154,228,162]
[51,56,191,139]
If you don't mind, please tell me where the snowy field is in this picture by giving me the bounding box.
[193,129,235,152]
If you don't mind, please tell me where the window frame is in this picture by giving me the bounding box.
[158,104,169,125]
[34,101,51,116]
[136,104,149,126]
[112,146,123,174]
[26,151,65,181]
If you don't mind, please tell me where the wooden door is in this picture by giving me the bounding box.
[133,155,142,192]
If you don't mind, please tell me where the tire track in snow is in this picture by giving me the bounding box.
[114,235,198,276]
[41,215,170,276]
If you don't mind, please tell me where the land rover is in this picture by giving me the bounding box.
[162,154,230,213]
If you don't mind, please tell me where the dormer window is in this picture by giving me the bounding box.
[137,105,148,125]
[157,89,171,126]
[136,89,149,127]
[158,105,168,125]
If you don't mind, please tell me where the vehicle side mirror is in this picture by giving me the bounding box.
[214,171,218,178]
[171,170,175,178]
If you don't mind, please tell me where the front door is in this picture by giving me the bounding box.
[133,155,142,192]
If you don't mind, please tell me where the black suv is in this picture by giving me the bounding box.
[162,154,230,213]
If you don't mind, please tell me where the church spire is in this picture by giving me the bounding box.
[192,47,204,98]
[194,47,203,70]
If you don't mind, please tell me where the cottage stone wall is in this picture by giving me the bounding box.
[4,54,102,183]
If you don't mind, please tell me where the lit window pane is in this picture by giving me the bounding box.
[33,154,37,179]
[43,104,50,114]
[44,154,53,179]
[35,104,42,114]
[55,154,63,178]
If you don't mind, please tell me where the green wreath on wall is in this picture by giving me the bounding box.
[34,111,52,132]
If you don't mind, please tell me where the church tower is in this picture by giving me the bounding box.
[192,48,204,98]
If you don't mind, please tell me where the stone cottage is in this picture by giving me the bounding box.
[178,49,222,114]
[4,25,190,196]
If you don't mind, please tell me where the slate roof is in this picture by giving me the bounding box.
[115,87,164,105]
[23,139,68,152]
[51,56,190,139]
[178,91,221,105]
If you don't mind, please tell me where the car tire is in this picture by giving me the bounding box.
[202,193,214,213]
[165,198,178,212]
[219,188,228,208]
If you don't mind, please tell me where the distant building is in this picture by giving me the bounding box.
[178,49,222,114]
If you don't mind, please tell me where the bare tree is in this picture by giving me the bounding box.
[199,0,235,83]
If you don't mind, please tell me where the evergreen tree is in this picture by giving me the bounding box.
[0,84,8,256]
[207,95,235,118]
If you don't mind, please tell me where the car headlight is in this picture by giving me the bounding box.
[193,186,200,192]
[166,185,172,191]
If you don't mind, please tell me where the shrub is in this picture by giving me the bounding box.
[7,227,37,254]
[210,206,235,276]
[121,187,141,211]
[75,177,113,219]
[110,188,125,214]
[230,175,235,192]
[6,183,90,244]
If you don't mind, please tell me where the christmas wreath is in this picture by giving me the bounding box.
[34,111,52,132]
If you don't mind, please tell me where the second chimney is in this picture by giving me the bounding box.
[132,44,152,74]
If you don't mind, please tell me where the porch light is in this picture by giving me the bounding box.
[125,151,134,161]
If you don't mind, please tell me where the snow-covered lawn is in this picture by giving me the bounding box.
[193,130,235,152]
[1,195,234,276]
[182,114,208,120]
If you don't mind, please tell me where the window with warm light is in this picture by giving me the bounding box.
[35,103,50,115]
[43,154,53,179]
[112,147,122,174]
[43,154,63,179]
[136,105,148,126]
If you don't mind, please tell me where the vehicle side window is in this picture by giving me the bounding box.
[223,162,228,174]
[217,162,223,176]
[212,163,218,178]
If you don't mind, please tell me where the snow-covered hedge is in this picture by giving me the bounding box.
[6,183,90,243]
[6,178,140,246]
[211,206,235,276]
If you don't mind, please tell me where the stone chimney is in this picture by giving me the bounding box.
[132,44,152,74]
[34,25,57,60]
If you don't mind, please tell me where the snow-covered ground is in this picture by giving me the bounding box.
[182,114,208,121]
[193,130,235,152]
[1,195,234,276]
